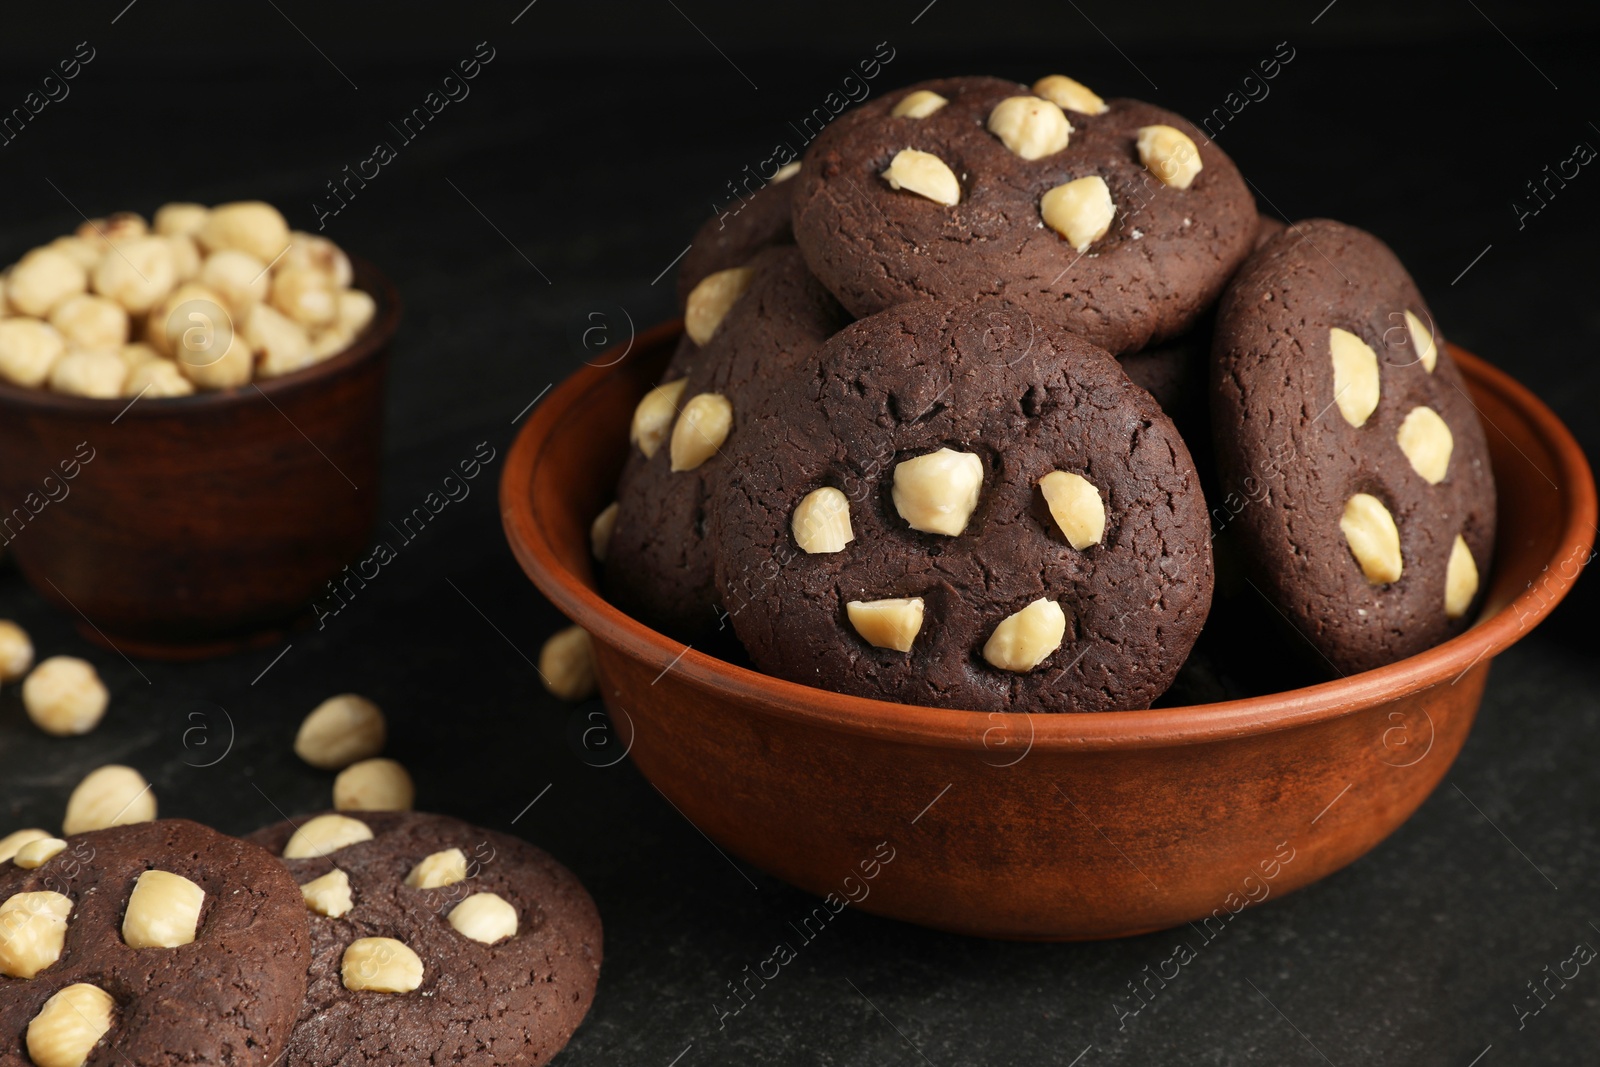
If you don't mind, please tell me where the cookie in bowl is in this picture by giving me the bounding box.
[604,246,850,643]
[1024,216,1283,456]
[606,332,700,500]
[1210,218,1496,674]
[674,163,800,311]
[789,75,1258,355]
[1116,321,1211,445]
[712,297,1214,712]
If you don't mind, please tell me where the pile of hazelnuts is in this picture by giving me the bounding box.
[0,201,375,399]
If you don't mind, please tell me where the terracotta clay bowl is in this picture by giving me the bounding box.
[502,321,1594,940]
[0,259,398,659]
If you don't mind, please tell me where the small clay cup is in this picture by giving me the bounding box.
[0,259,399,658]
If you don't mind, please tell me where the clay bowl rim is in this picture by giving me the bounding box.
[0,255,400,417]
[502,322,1596,753]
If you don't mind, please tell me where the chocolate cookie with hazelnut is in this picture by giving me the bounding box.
[0,819,310,1067]
[711,298,1214,713]
[603,246,850,643]
[789,75,1257,355]
[1211,218,1496,674]
[674,162,800,311]
[247,810,601,1067]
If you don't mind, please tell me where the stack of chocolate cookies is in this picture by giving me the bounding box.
[597,74,1496,708]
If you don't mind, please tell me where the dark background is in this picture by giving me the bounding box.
[3,2,1599,1064]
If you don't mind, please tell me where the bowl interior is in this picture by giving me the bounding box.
[505,329,1595,745]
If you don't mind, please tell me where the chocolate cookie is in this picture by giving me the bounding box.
[1,819,309,1067]
[1254,213,1286,248]
[247,811,600,1067]
[1112,213,1284,427]
[605,247,850,643]
[790,75,1257,355]
[607,331,699,508]
[675,171,797,310]
[1119,340,1193,413]
[1211,219,1496,674]
[712,298,1214,712]
[1117,319,1210,437]
[663,331,699,378]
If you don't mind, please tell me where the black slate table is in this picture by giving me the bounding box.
[2,4,1598,1064]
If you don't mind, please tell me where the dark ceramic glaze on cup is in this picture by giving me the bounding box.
[0,259,398,659]
[503,321,1594,940]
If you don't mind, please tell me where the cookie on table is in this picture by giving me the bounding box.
[1211,218,1496,674]
[712,298,1214,713]
[790,75,1257,355]
[605,247,850,643]
[0,819,309,1067]
[247,810,601,1067]
[674,167,799,310]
